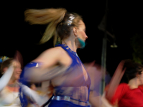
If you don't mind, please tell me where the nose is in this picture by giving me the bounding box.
[85,35,88,39]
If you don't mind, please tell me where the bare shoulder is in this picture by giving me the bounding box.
[31,46,71,68]
[42,46,63,55]
[32,47,64,63]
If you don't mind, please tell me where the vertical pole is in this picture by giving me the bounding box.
[100,0,108,95]
[100,34,107,95]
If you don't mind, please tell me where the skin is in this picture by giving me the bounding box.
[10,60,22,82]
[32,20,88,83]
[26,20,105,106]
[3,60,22,86]
[74,20,88,48]
[138,71,143,85]
[75,20,87,42]
[2,61,41,107]
[23,19,117,106]
[2,60,22,91]
[28,19,89,92]
[102,67,143,107]
[106,71,143,107]
[24,20,116,106]
[128,71,143,89]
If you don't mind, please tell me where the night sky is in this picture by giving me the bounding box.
[1,0,143,76]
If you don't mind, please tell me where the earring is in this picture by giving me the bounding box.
[77,37,86,49]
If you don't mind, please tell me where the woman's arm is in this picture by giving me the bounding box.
[23,47,69,82]
[89,90,116,107]
[0,65,14,91]
[86,63,103,107]
[21,84,48,107]
[89,90,102,107]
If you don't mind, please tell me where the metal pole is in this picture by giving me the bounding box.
[100,0,108,95]
[100,34,107,95]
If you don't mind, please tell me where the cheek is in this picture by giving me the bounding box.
[79,31,86,37]
[14,70,21,78]
[15,74,20,79]
[140,74,143,83]
[141,74,143,78]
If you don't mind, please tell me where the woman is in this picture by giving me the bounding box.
[105,59,143,107]
[22,8,102,107]
[0,57,48,107]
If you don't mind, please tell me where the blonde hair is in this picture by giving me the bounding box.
[25,8,66,45]
[25,8,83,46]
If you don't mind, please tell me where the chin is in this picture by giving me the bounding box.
[15,76,20,80]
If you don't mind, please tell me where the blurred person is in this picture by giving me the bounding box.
[0,56,47,107]
[104,59,143,107]
[28,82,51,107]
[84,62,103,107]
[21,7,110,107]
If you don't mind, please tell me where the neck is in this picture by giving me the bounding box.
[62,38,77,52]
[8,78,17,85]
[128,78,140,89]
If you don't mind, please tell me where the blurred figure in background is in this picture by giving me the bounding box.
[105,71,111,86]
[104,59,143,107]
[84,61,102,107]
[0,54,47,107]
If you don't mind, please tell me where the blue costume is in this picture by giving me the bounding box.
[48,44,91,107]
[22,44,91,107]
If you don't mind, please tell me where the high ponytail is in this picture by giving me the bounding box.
[24,8,67,45]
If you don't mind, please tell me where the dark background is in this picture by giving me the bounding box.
[1,0,143,76]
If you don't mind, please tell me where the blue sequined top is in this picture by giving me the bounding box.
[54,44,91,103]
[21,44,91,105]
